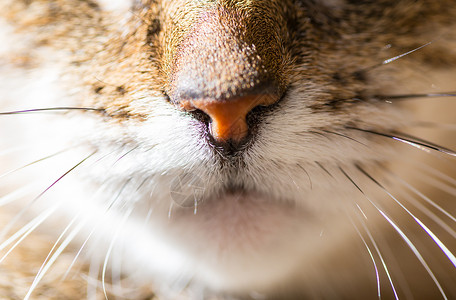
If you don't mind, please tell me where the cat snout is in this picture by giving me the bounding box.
[163,6,288,146]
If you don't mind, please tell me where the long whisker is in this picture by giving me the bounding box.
[0,151,97,241]
[359,215,399,300]
[31,151,98,204]
[102,207,135,300]
[63,175,140,281]
[0,185,37,207]
[340,167,448,299]
[388,170,456,224]
[346,127,456,157]
[63,188,129,281]
[340,168,399,299]
[35,214,82,280]
[0,107,104,115]
[401,121,456,131]
[24,221,85,300]
[376,92,456,101]
[322,130,368,146]
[0,206,58,261]
[400,190,456,238]
[297,164,312,190]
[362,42,433,73]
[113,146,139,166]
[87,253,102,300]
[315,161,334,179]
[415,175,456,207]
[357,166,456,268]
[416,161,456,188]
[0,147,74,179]
[349,216,381,299]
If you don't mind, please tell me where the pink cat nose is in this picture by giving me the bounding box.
[179,94,277,143]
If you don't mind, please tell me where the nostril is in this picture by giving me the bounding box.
[186,108,211,125]
[178,94,279,143]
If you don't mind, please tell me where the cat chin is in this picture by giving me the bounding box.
[119,190,351,293]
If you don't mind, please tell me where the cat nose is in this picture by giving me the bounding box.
[164,7,287,144]
[179,93,278,143]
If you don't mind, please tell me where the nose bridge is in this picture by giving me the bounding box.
[164,2,288,143]
[168,7,272,101]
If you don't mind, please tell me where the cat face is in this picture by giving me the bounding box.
[1,0,456,298]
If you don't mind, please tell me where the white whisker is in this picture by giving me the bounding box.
[0,206,58,262]
[0,152,97,241]
[342,174,399,299]
[420,173,456,197]
[87,255,102,300]
[102,207,135,300]
[395,173,456,224]
[24,221,85,300]
[359,217,399,300]
[355,167,451,299]
[341,167,448,299]
[417,162,456,188]
[360,167,456,268]
[36,214,82,280]
[0,147,72,179]
[349,216,381,299]
[401,191,456,239]
[0,185,36,207]
[376,208,448,299]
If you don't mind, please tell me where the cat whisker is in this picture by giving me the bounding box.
[102,207,135,300]
[0,147,75,179]
[416,161,456,188]
[401,189,456,238]
[25,221,85,300]
[0,152,96,245]
[0,107,104,115]
[394,130,456,150]
[38,214,82,280]
[315,161,334,179]
[0,206,58,261]
[340,166,448,299]
[86,248,102,299]
[113,146,140,165]
[401,121,456,130]
[341,167,399,299]
[346,127,456,157]
[322,130,368,146]
[359,216,400,300]
[362,42,433,73]
[168,202,175,219]
[107,179,132,211]
[64,175,144,282]
[418,172,456,200]
[388,167,456,224]
[297,164,312,190]
[32,151,98,203]
[357,165,456,268]
[0,185,37,207]
[349,216,381,299]
[62,219,99,282]
[375,92,456,101]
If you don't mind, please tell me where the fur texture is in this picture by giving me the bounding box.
[0,0,456,299]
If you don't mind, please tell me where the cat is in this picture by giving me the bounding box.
[0,0,455,299]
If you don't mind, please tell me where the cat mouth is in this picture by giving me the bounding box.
[166,189,309,256]
[170,186,297,219]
